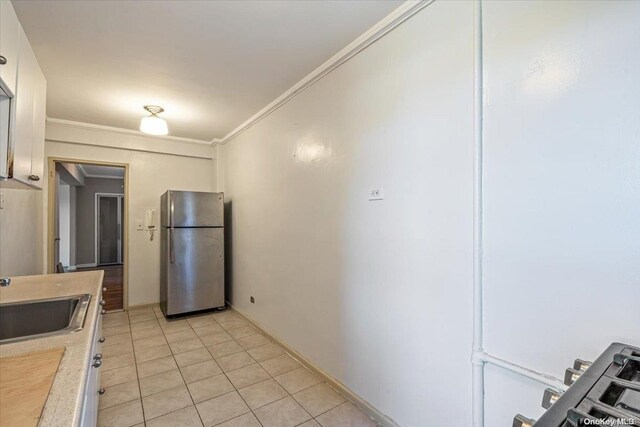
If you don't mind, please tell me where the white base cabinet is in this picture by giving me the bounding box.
[80,305,103,427]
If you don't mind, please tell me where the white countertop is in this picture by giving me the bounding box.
[0,271,104,427]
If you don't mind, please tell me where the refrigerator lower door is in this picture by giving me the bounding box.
[164,227,224,316]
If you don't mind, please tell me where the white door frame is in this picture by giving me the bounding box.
[95,192,124,266]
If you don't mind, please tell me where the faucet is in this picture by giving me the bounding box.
[0,277,10,287]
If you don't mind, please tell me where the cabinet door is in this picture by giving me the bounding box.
[11,28,36,187]
[0,0,20,95]
[29,66,46,189]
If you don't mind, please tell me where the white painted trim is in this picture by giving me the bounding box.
[75,263,97,269]
[215,0,435,145]
[95,192,124,266]
[67,265,77,271]
[229,305,400,427]
[472,1,485,427]
[82,174,124,180]
[46,117,213,146]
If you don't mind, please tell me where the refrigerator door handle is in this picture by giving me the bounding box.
[169,228,175,264]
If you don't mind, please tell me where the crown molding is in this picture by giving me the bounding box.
[46,118,213,146]
[214,0,434,145]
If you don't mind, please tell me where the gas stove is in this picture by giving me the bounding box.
[514,342,640,427]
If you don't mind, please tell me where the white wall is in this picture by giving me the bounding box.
[0,188,43,277]
[220,2,474,425]
[45,121,217,306]
[482,0,640,424]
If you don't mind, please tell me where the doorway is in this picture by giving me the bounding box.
[49,159,128,311]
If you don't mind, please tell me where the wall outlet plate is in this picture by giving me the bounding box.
[136,221,144,231]
[369,188,384,201]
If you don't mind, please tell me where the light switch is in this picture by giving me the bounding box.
[368,188,384,201]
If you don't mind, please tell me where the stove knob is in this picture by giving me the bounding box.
[542,388,562,409]
[573,359,592,372]
[564,367,582,386]
[513,414,536,427]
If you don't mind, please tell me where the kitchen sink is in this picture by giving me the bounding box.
[0,294,91,344]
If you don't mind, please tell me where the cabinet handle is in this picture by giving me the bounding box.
[0,56,6,65]
[98,337,105,343]
[98,388,105,395]
[93,353,103,360]
[101,309,106,315]
[99,300,106,306]
[103,287,107,292]
[92,359,102,368]
[28,174,40,181]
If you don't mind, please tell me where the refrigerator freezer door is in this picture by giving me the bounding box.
[166,191,224,227]
[164,227,225,315]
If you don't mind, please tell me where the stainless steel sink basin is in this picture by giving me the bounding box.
[0,294,91,344]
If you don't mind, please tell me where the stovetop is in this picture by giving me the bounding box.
[515,342,640,427]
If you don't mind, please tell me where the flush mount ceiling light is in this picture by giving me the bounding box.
[140,105,168,136]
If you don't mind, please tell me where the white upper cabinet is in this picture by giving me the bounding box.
[0,1,46,189]
[0,0,20,95]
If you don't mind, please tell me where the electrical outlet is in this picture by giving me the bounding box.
[250,296,255,304]
[136,221,144,231]
[368,188,384,201]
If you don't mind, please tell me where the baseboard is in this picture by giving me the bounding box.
[127,302,158,311]
[75,263,97,269]
[229,304,400,427]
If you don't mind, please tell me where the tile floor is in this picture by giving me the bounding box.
[99,306,379,427]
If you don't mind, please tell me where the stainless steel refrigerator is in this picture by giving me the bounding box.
[160,190,225,317]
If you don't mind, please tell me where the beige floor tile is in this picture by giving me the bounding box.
[226,363,270,389]
[159,320,191,333]
[238,378,288,410]
[165,328,198,343]
[135,343,172,363]
[193,324,225,336]
[106,332,133,346]
[254,396,311,427]
[97,399,144,427]
[169,338,204,354]
[174,348,213,367]
[180,360,222,383]
[146,405,203,427]
[187,373,234,403]
[129,313,157,324]
[236,334,269,350]
[217,318,249,330]
[196,391,250,426]
[130,319,160,332]
[98,380,140,410]
[103,324,131,337]
[293,383,346,417]
[102,352,136,372]
[131,326,164,340]
[216,351,256,372]
[259,354,301,377]
[315,402,378,427]
[137,355,178,378]
[298,420,322,427]
[187,316,217,328]
[103,312,129,328]
[207,340,244,358]
[198,331,234,347]
[216,412,262,427]
[247,343,284,362]
[274,368,319,394]
[142,385,193,420]
[101,365,138,388]
[227,325,258,339]
[133,335,168,351]
[210,310,239,321]
[139,369,185,397]
[103,341,134,357]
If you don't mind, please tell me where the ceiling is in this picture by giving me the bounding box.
[12,0,403,142]
[78,164,125,179]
